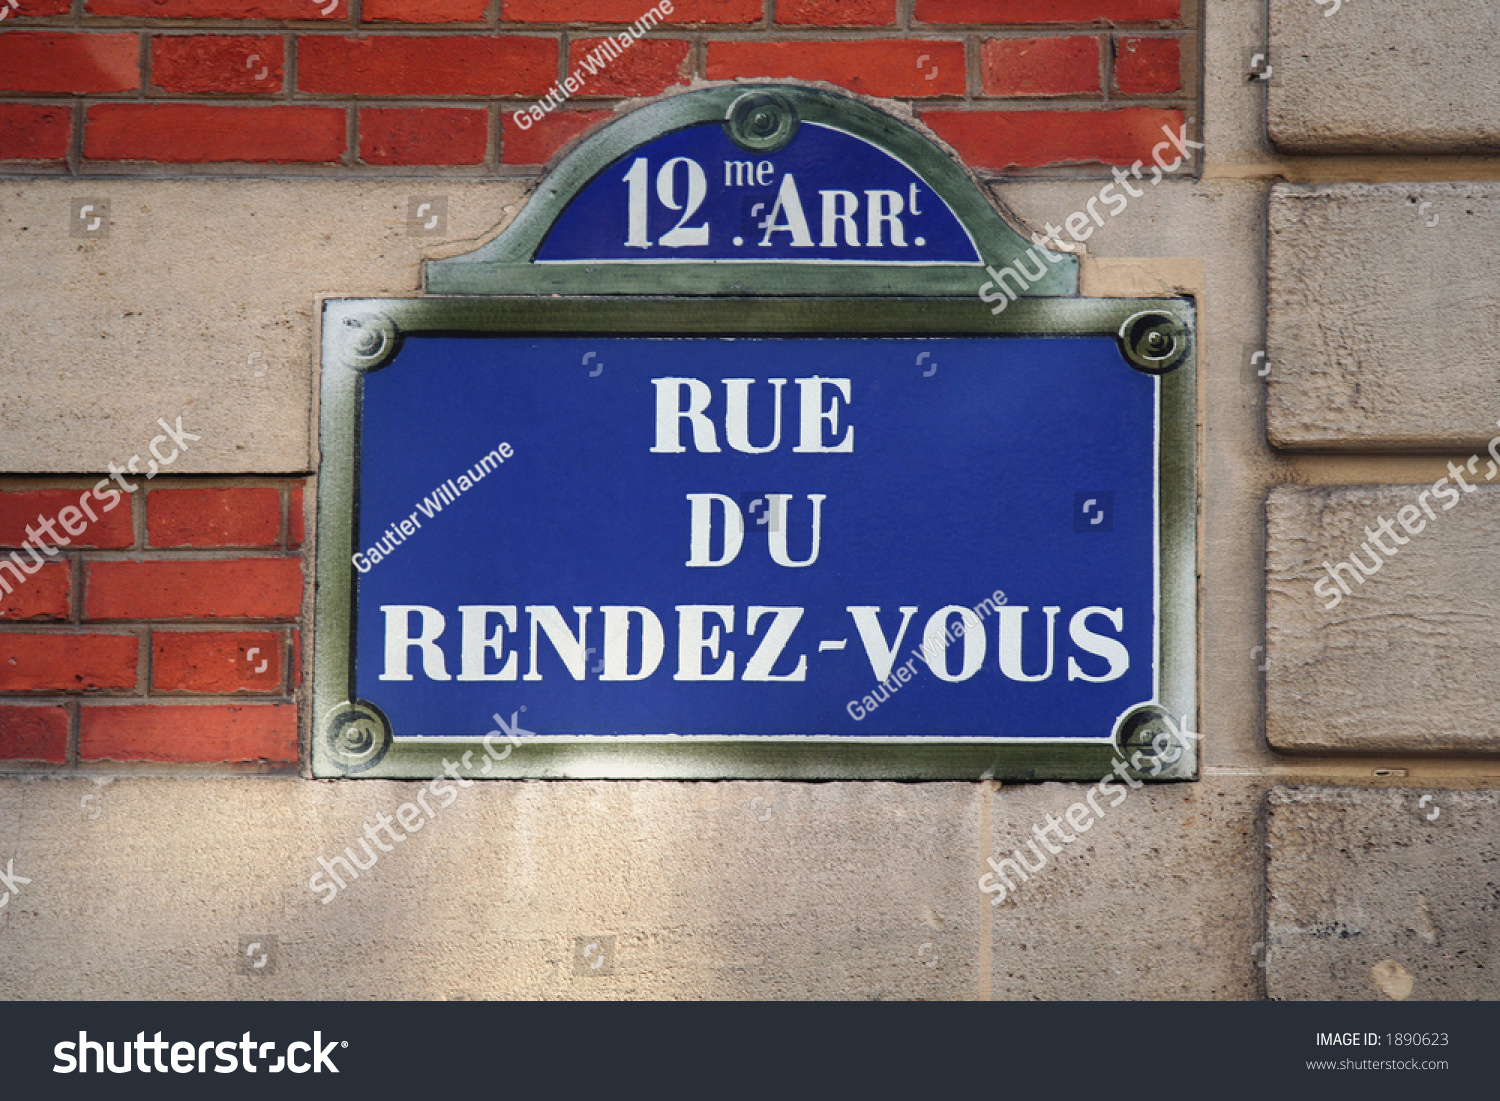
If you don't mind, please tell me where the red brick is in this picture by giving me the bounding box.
[298,35,557,96]
[983,36,1100,97]
[5,0,72,13]
[151,35,283,94]
[146,488,280,548]
[289,483,305,548]
[1114,35,1180,94]
[363,0,489,19]
[0,104,71,162]
[923,106,1183,169]
[0,488,134,550]
[0,32,139,94]
[0,705,68,763]
[504,0,760,23]
[85,559,302,620]
[0,561,70,621]
[360,106,489,165]
[569,37,689,97]
[151,630,282,693]
[0,632,138,691]
[706,40,965,97]
[80,703,297,763]
[501,107,611,164]
[916,0,1177,22]
[776,0,895,24]
[87,0,344,17]
[85,104,345,163]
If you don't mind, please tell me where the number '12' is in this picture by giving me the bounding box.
[623,156,709,249]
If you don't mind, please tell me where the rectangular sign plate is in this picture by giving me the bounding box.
[314,297,1195,781]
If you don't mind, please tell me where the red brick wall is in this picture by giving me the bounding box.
[0,1,1195,173]
[0,479,304,767]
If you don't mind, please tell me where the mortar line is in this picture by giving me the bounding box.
[1204,764,1500,783]
[1255,793,1269,999]
[1274,453,1500,483]
[1206,160,1500,183]
[976,779,993,1001]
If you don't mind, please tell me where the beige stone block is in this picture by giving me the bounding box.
[1268,0,1500,153]
[0,181,526,474]
[1266,484,1500,754]
[0,777,979,999]
[1266,786,1500,1000]
[986,777,1263,999]
[1267,182,1500,450]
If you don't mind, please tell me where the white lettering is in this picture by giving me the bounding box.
[723,377,787,454]
[997,605,1060,682]
[848,605,919,682]
[793,377,854,453]
[1066,606,1129,682]
[674,605,734,681]
[743,606,807,681]
[865,189,906,247]
[457,605,518,681]
[924,606,985,682]
[650,377,720,453]
[758,173,814,248]
[524,605,592,681]
[819,189,860,247]
[379,605,451,681]
[766,493,825,568]
[599,605,665,681]
[685,493,744,567]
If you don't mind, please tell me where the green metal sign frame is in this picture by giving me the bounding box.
[426,85,1076,298]
[312,85,1198,782]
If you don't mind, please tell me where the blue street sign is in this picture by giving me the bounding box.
[350,334,1158,742]
[316,85,1194,781]
[537,121,981,265]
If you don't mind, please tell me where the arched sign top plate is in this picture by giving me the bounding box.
[537,120,981,265]
[425,84,1077,297]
